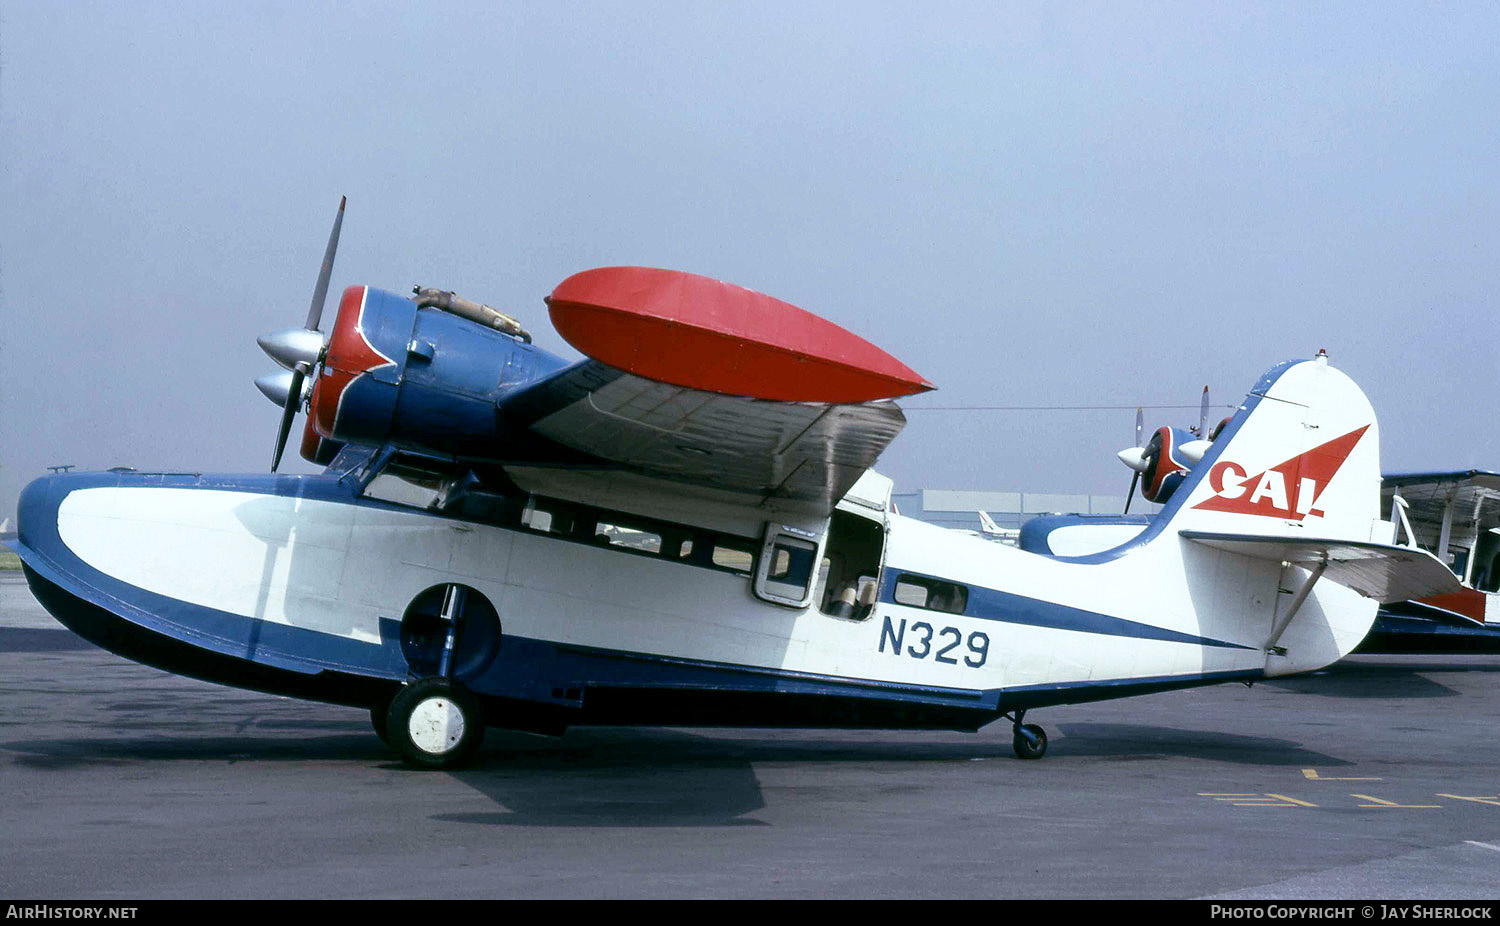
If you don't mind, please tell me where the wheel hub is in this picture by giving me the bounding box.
[407,696,466,755]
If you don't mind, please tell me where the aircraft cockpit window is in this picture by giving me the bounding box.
[893,575,968,616]
[361,463,449,510]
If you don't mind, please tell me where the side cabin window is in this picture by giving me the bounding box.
[754,526,822,608]
[591,519,663,554]
[522,494,759,576]
[521,496,575,536]
[355,456,766,581]
[709,541,756,576]
[893,575,968,616]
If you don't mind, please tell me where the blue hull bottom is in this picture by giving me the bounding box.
[24,563,402,710]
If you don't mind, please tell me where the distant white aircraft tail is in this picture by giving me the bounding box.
[977,510,1002,534]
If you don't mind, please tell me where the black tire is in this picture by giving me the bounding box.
[385,677,485,769]
[369,702,391,745]
[1013,723,1048,760]
[368,687,398,745]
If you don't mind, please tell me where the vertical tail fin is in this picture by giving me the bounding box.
[1159,354,1383,543]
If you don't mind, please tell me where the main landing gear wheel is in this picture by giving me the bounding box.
[1009,711,1048,760]
[385,677,485,769]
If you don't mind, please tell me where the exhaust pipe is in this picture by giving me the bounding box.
[412,287,531,342]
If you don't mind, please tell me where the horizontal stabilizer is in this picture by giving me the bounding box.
[1180,531,1463,603]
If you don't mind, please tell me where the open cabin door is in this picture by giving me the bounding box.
[751,508,889,617]
[812,507,888,621]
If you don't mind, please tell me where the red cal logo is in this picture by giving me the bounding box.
[1191,425,1369,520]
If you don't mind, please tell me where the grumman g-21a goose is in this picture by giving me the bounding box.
[7,201,1463,767]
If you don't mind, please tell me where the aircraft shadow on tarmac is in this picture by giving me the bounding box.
[1049,723,1354,766]
[4,718,1361,827]
[433,725,1361,827]
[2,732,392,769]
[0,627,100,653]
[1261,659,1500,700]
[441,726,1049,827]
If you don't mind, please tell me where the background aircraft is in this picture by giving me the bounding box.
[1354,470,1500,653]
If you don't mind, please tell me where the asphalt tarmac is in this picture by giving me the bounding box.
[3,572,1499,900]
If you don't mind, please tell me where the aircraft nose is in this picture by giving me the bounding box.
[11,472,74,572]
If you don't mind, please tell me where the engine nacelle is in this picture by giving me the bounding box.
[306,286,563,462]
[1141,425,1194,504]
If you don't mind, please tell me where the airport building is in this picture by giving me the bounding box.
[892,489,1158,534]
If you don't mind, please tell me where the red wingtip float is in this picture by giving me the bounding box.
[546,266,934,403]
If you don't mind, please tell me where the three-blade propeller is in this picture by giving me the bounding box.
[1118,387,1214,513]
[256,196,345,471]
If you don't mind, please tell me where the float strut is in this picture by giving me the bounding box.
[437,583,467,679]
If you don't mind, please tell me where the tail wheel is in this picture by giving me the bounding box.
[385,677,485,769]
[1013,723,1048,760]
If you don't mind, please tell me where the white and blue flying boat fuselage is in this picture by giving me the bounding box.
[9,264,1462,766]
[10,355,1430,761]
[9,463,1293,735]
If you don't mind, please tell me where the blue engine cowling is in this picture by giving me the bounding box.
[308,286,569,462]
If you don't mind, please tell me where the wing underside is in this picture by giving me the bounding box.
[497,359,907,512]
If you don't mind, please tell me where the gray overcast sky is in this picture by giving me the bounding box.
[2,2,1497,517]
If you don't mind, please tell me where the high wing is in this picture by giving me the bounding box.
[483,266,930,515]
[1383,470,1500,556]
[496,358,908,511]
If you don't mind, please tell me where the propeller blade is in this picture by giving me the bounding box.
[1197,386,1209,437]
[271,369,306,472]
[1134,407,1144,448]
[1124,470,1139,514]
[304,196,346,331]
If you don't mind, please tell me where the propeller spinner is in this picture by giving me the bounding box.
[256,196,345,471]
[1118,387,1216,511]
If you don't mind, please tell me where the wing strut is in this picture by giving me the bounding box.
[1266,560,1329,655]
